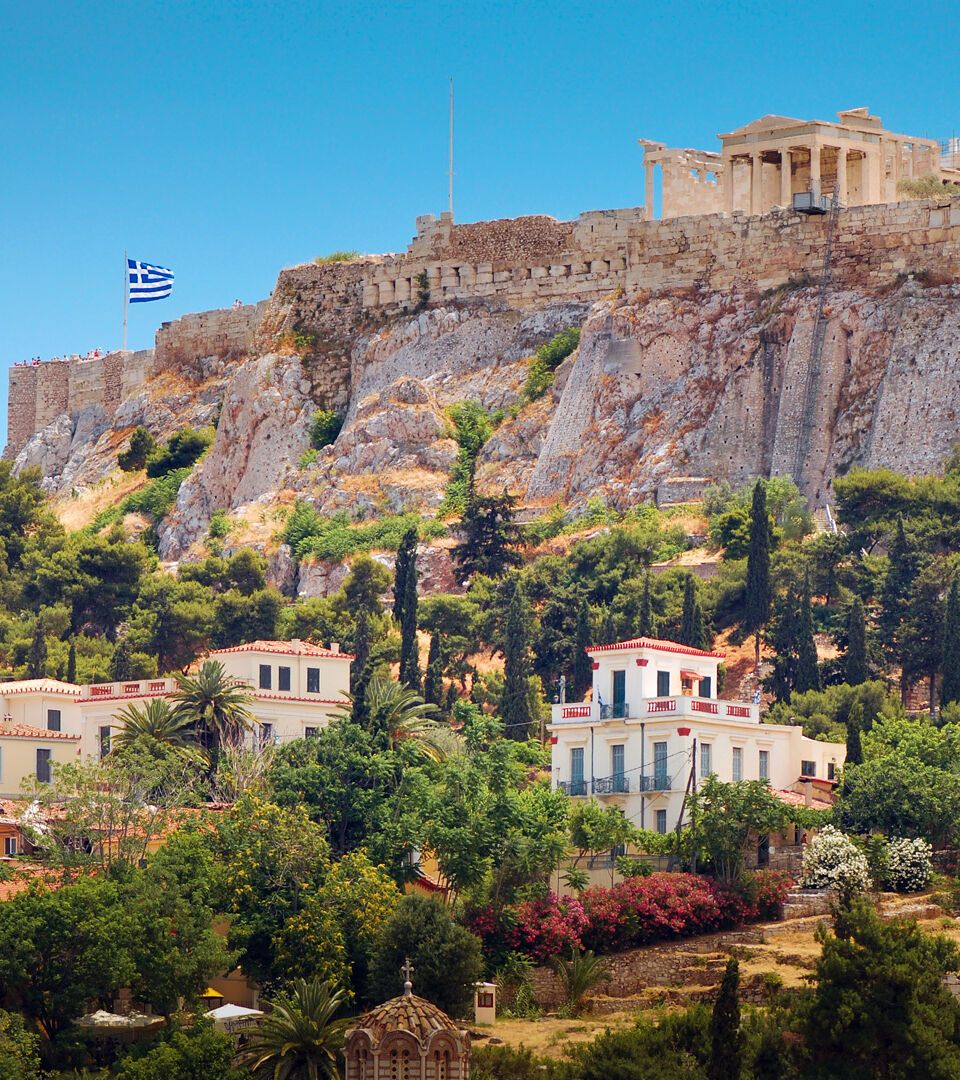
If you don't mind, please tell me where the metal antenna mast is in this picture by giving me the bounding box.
[448,77,455,217]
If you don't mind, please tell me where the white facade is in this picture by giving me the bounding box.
[549,637,845,835]
[1,640,353,765]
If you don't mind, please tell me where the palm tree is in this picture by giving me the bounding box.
[111,697,199,758]
[170,659,255,754]
[236,978,350,1080]
[337,676,459,761]
[551,948,610,1017]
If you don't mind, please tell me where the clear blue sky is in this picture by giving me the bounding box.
[2,0,954,447]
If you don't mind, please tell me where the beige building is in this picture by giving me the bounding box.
[643,106,960,219]
[0,639,353,768]
[0,724,80,798]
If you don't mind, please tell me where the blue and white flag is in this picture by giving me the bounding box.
[128,258,174,303]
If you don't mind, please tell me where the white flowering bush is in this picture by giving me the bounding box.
[801,826,873,898]
[884,837,933,892]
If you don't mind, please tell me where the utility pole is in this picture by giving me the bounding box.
[448,77,455,217]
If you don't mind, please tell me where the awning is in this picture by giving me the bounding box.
[680,669,702,680]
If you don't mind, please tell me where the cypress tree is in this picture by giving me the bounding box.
[424,633,444,708]
[393,527,417,622]
[845,702,864,766]
[66,640,77,684]
[444,681,459,719]
[744,481,771,670]
[351,607,373,729]
[679,574,709,651]
[879,515,918,647]
[845,596,868,686]
[708,959,742,1080]
[109,638,134,681]
[398,544,421,691]
[572,596,593,699]
[500,580,535,741]
[638,567,655,638]
[795,573,822,693]
[27,621,47,679]
[942,575,960,710]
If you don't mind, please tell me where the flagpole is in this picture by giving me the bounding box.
[448,77,454,218]
[122,250,128,352]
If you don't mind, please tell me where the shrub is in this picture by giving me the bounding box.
[145,426,213,478]
[801,825,873,899]
[299,448,319,469]
[309,409,344,449]
[737,869,793,920]
[117,467,192,522]
[118,425,156,471]
[208,509,231,539]
[314,250,361,263]
[507,893,588,963]
[439,400,498,515]
[283,506,446,562]
[520,327,580,404]
[884,837,933,892]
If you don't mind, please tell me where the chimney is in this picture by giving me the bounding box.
[330,642,340,655]
[799,776,813,807]
[291,639,302,652]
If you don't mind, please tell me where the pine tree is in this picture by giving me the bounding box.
[795,573,822,693]
[638,568,655,637]
[845,702,864,767]
[424,633,444,708]
[452,488,523,580]
[398,544,421,692]
[500,580,535,741]
[66,640,77,685]
[942,575,960,710]
[708,959,742,1080]
[572,596,593,699]
[679,574,709,651]
[393,527,417,622]
[27,622,47,679]
[744,481,771,670]
[110,638,134,681]
[845,596,868,686]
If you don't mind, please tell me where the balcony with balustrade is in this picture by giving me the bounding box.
[551,695,757,726]
[78,678,178,703]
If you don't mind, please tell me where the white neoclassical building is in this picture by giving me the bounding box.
[0,640,352,793]
[549,636,845,837]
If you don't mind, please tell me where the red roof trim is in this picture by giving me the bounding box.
[77,691,170,705]
[209,640,355,660]
[587,637,724,659]
[252,694,348,705]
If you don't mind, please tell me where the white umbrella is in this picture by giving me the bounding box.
[204,1003,264,1032]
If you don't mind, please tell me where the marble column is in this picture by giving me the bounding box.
[836,146,848,205]
[645,161,655,220]
[809,144,821,198]
[750,151,763,215]
[911,143,921,179]
[780,148,792,207]
[726,158,737,214]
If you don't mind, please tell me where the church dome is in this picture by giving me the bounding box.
[354,992,462,1046]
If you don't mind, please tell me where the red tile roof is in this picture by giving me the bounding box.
[774,788,833,811]
[587,637,724,659]
[0,724,80,741]
[210,640,355,660]
[0,679,81,698]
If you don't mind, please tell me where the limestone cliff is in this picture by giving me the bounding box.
[9,196,960,572]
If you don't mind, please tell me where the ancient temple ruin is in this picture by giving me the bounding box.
[643,107,960,219]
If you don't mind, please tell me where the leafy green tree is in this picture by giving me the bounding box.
[800,897,960,1080]
[117,425,157,472]
[744,481,771,669]
[171,659,255,754]
[343,554,391,616]
[845,596,869,686]
[500,580,536,741]
[398,533,421,691]
[838,757,960,845]
[236,978,349,1080]
[685,777,792,882]
[115,1023,243,1080]
[127,575,214,673]
[211,586,283,648]
[679,574,710,651]
[0,1009,42,1080]
[943,574,960,710]
[569,801,637,871]
[452,489,524,580]
[708,959,742,1080]
[368,895,483,1016]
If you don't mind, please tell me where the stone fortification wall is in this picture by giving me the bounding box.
[154,301,268,374]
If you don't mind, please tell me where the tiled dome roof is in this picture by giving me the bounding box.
[353,993,461,1045]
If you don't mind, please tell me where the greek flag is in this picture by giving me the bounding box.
[128,258,174,303]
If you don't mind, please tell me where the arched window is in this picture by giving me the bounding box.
[353,1046,369,1079]
[389,1046,411,1080]
[435,1048,451,1079]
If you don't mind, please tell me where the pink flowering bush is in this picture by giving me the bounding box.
[467,871,794,962]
